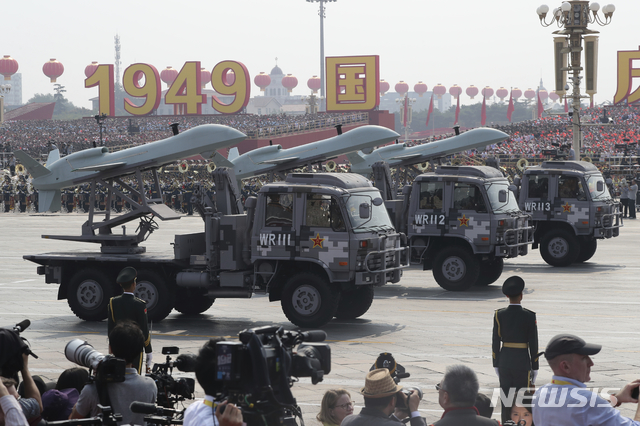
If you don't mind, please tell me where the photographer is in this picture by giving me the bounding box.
[0,352,42,426]
[69,321,157,425]
[1,378,28,426]
[183,339,243,426]
[342,368,425,426]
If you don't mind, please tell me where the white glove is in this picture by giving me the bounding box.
[146,352,153,367]
[495,367,500,378]
[531,370,538,385]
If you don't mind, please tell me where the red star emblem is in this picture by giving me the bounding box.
[310,233,324,248]
[458,214,470,227]
[562,202,572,212]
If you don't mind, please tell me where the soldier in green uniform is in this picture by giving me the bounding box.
[107,267,153,374]
[492,275,538,424]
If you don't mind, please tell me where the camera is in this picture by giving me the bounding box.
[0,319,36,378]
[370,352,423,411]
[214,325,331,425]
[148,346,196,408]
[65,339,126,383]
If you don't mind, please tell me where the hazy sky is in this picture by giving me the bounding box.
[3,0,638,111]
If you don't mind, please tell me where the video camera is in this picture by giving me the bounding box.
[214,325,331,425]
[370,353,423,412]
[148,346,196,408]
[65,339,126,384]
[0,319,38,378]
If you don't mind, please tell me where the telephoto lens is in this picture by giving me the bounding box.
[64,339,106,371]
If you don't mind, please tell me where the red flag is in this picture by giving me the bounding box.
[481,94,487,126]
[454,95,460,125]
[564,97,568,113]
[537,92,543,119]
[507,92,515,122]
[425,94,434,127]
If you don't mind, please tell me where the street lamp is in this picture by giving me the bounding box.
[536,1,615,156]
[0,84,11,124]
[396,94,416,142]
[306,0,336,111]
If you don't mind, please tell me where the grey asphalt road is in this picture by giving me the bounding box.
[2,212,640,424]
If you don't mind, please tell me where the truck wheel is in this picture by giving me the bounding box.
[174,290,215,315]
[67,269,113,321]
[135,270,174,322]
[475,258,504,286]
[576,238,597,263]
[281,272,339,328]
[335,286,374,319]
[540,230,580,266]
[433,247,480,291]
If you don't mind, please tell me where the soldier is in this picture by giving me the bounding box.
[107,266,153,374]
[2,175,13,213]
[492,275,539,424]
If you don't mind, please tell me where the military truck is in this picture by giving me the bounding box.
[517,160,621,266]
[24,169,408,328]
[373,163,532,291]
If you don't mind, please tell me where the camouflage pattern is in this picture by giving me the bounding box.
[408,166,531,258]
[520,161,621,239]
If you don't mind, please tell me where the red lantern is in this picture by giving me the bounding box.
[524,88,536,100]
[282,74,298,93]
[466,85,479,99]
[414,81,428,97]
[43,58,64,83]
[482,86,494,98]
[449,84,462,99]
[225,70,235,85]
[538,89,549,101]
[511,88,522,100]
[160,66,178,87]
[379,80,390,95]
[549,91,560,102]
[433,84,446,99]
[254,72,271,91]
[84,61,99,78]
[0,55,19,81]
[307,75,321,93]
[200,68,211,89]
[395,81,409,96]
[496,87,508,101]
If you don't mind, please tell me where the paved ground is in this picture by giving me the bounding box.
[2,212,640,424]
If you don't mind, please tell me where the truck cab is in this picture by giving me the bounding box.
[519,160,621,266]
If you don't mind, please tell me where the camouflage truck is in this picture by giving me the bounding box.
[374,163,532,291]
[25,169,408,328]
[517,160,621,266]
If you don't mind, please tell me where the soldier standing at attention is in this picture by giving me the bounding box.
[492,276,539,424]
[107,267,153,374]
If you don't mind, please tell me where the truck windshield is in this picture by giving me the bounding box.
[485,182,521,214]
[344,191,395,233]
[586,173,611,201]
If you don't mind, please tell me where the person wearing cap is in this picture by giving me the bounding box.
[532,334,640,426]
[107,266,152,374]
[434,365,498,426]
[341,368,425,426]
[492,275,539,423]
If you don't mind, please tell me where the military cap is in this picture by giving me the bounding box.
[502,275,525,296]
[116,266,137,286]
[544,334,601,360]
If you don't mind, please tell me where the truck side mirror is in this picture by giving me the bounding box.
[508,185,517,194]
[597,181,604,192]
[359,203,370,219]
[499,189,507,203]
[372,197,384,206]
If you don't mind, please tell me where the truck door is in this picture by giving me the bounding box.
[299,193,350,274]
[522,174,551,219]
[554,174,589,230]
[411,181,446,236]
[254,192,298,259]
[450,182,492,246]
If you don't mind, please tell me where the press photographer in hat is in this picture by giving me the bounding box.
[492,275,539,423]
[107,266,153,374]
[532,334,640,425]
[341,368,425,426]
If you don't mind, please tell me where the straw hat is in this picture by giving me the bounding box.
[360,368,403,398]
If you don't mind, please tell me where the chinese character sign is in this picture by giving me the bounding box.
[614,46,640,105]
[326,56,379,112]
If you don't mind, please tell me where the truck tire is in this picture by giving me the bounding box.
[475,258,504,286]
[540,230,580,266]
[281,272,339,328]
[174,290,215,315]
[433,247,480,291]
[67,269,113,321]
[135,270,174,322]
[576,238,597,263]
[335,285,374,319]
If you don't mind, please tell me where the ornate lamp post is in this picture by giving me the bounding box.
[306,0,336,111]
[396,94,416,142]
[536,1,615,156]
[0,84,11,123]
